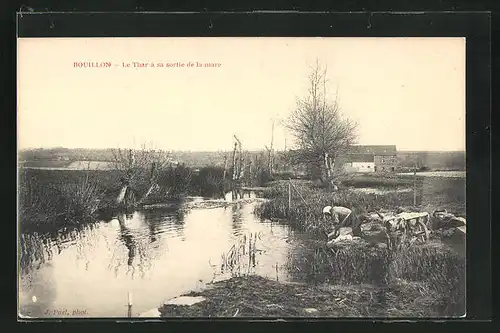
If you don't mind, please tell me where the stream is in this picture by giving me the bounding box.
[18,192,312,318]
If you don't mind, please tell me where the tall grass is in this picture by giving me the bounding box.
[341,174,414,189]
[255,181,415,236]
[219,232,261,278]
[282,239,464,316]
[18,165,228,231]
[257,180,465,316]
[341,174,466,216]
[18,168,103,232]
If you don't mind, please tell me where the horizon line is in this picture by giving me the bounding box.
[17,146,466,153]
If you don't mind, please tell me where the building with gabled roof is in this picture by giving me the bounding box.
[343,145,398,173]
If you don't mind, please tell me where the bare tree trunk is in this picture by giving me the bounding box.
[231,142,237,200]
[117,185,128,204]
[138,184,157,204]
[238,149,243,179]
[248,160,252,187]
[253,155,258,186]
[270,120,274,175]
[325,152,331,180]
[137,162,158,205]
[223,154,228,199]
[268,148,272,175]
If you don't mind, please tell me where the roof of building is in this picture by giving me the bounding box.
[348,145,397,156]
[347,154,375,162]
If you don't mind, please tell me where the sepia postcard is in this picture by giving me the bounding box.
[17,37,466,319]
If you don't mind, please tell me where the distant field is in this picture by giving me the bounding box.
[419,177,466,217]
[19,160,116,170]
[342,173,465,217]
[397,151,465,171]
[398,171,465,178]
[19,148,466,170]
[18,160,73,168]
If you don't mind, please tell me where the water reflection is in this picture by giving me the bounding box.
[117,214,137,268]
[231,203,243,231]
[18,195,311,317]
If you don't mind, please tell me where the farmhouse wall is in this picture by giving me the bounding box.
[351,162,375,173]
[374,155,398,172]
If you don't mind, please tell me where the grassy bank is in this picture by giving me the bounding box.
[162,222,464,317]
[286,239,464,314]
[159,272,463,317]
[255,181,416,237]
[256,177,465,237]
[341,174,466,216]
[341,174,414,189]
[18,168,107,232]
[17,166,226,232]
[249,180,465,317]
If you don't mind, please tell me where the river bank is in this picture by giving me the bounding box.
[18,174,465,318]
[159,274,455,317]
[156,179,464,318]
[155,233,465,318]
[17,165,229,232]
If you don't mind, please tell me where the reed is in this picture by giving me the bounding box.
[219,232,261,277]
[18,168,103,231]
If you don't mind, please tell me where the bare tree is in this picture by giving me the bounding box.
[286,61,357,187]
[111,144,171,207]
[264,119,275,175]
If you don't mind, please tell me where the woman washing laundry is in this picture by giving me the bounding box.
[322,205,363,242]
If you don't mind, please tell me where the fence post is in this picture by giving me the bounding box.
[276,262,279,281]
[127,292,132,318]
[288,179,292,217]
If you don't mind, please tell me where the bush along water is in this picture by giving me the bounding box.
[18,165,227,231]
[254,180,416,237]
[18,168,103,232]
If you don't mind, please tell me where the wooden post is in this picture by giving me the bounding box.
[276,262,279,281]
[270,120,274,175]
[288,179,292,216]
[413,163,417,206]
[127,292,132,317]
[231,142,237,200]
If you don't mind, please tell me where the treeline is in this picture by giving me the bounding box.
[19,148,466,172]
[397,151,466,171]
[18,148,296,171]
[19,148,116,162]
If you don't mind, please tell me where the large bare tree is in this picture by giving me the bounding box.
[286,61,357,186]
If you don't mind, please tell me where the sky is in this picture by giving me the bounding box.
[17,37,465,152]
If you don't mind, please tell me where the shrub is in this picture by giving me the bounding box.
[190,166,225,197]
[18,168,102,231]
[255,181,415,236]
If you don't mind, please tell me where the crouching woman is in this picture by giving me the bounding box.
[322,205,363,242]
